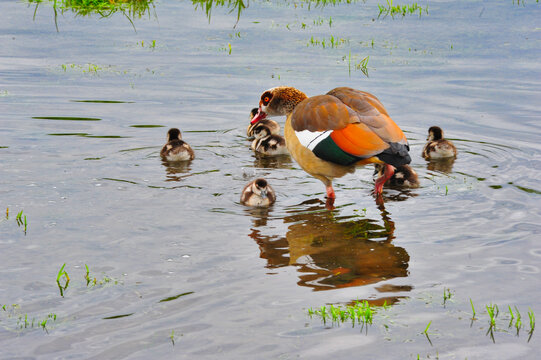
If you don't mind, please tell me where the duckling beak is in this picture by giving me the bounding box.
[259,189,268,199]
[250,107,267,124]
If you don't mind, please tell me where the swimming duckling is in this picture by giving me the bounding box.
[422,126,457,160]
[240,178,276,207]
[160,128,195,162]
[375,163,419,188]
[247,108,280,139]
[251,134,289,156]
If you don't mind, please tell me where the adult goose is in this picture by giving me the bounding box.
[250,86,411,205]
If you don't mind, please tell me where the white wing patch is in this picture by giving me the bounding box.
[295,130,332,150]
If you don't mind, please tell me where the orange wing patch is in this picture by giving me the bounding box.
[331,124,389,158]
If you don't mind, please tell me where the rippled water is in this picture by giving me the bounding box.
[1,0,540,359]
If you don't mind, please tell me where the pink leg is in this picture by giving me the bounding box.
[374,164,395,195]
[325,185,336,210]
[326,185,336,199]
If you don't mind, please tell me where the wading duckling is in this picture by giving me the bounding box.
[251,134,289,156]
[250,86,411,207]
[375,163,419,188]
[240,178,276,207]
[160,128,195,162]
[247,108,280,139]
[422,126,457,160]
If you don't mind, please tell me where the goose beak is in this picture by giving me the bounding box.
[260,189,268,199]
[250,107,267,124]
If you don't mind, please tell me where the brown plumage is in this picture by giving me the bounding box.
[374,164,419,188]
[250,86,411,206]
[240,178,276,207]
[422,126,457,160]
[160,128,195,162]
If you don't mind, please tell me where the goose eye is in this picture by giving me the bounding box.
[261,93,272,105]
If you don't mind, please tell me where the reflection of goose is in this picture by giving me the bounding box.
[247,199,410,296]
[160,128,195,162]
[250,87,411,207]
[422,126,457,160]
[374,164,419,188]
[240,178,276,207]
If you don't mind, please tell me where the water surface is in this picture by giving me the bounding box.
[1,0,540,359]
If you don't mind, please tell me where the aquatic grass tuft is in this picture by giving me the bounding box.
[56,263,70,297]
[527,308,535,342]
[355,56,369,77]
[378,0,428,18]
[470,298,476,320]
[307,35,348,49]
[308,300,386,330]
[84,264,91,286]
[442,288,453,306]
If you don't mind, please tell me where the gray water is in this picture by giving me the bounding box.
[1,0,541,359]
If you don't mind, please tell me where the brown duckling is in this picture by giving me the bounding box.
[375,163,419,188]
[160,128,195,162]
[251,133,289,156]
[240,178,276,207]
[422,126,457,159]
[247,108,280,139]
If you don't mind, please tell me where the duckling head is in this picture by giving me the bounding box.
[427,126,444,141]
[167,128,182,142]
[252,178,270,198]
[252,123,273,139]
[249,108,259,121]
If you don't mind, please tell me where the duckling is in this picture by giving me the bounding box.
[160,128,195,162]
[240,178,276,207]
[251,134,289,156]
[247,108,280,139]
[422,126,457,159]
[375,164,419,188]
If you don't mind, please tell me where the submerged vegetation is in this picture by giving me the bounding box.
[1,304,57,333]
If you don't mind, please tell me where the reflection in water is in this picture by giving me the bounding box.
[27,0,155,31]
[192,0,357,24]
[161,160,192,182]
[252,153,292,169]
[193,0,247,23]
[248,199,411,299]
[426,158,456,173]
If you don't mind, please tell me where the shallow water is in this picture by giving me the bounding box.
[1,0,540,358]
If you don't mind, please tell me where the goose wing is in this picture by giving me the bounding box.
[290,88,410,166]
